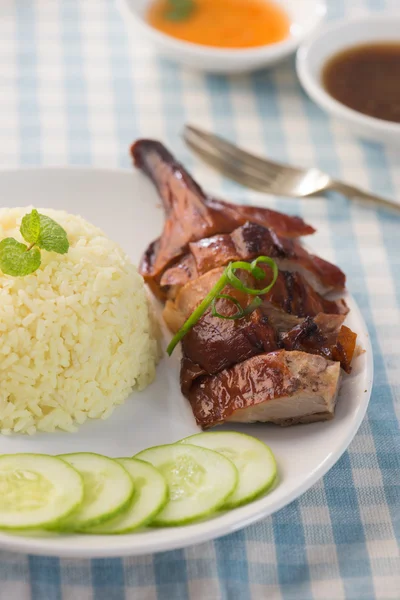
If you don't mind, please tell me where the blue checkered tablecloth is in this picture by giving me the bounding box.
[0,0,399,598]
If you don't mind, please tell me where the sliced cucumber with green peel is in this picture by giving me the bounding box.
[87,458,168,534]
[181,432,277,508]
[0,453,84,530]
[57,453,134,531]
[135,443,238,526]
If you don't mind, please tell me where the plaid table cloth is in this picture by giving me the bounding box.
[0,0,399,598]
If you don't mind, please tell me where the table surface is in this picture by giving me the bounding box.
[0,0,399,598]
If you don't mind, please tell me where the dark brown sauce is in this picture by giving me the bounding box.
[322,43,400,123]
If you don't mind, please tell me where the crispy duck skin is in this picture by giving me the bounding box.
[183,351,341,429]
[163,265,348,335]
[180,292,355,376]
[161,222,346,297]
[132,140,315,297]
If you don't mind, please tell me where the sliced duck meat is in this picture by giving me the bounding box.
[132,140,315,296]
[183,351,341,429]
[207,197,316,239]
[131,138,356,429]
[277,313,356,373]
[162,264,348,335]
[161,222,345,297]
[163,268,224,333]
[180,291,355,375]
[181,296,279,377]
[264,268,347,318]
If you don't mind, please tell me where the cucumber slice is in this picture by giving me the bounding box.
[57,453,134,531]
[181,432,277,508]
[135,443,238,526]
[0,453,83,530]
[87,458,168,534]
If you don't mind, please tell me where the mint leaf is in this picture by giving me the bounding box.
[0,238,41,276]
[0,209,69,277]
[20,209,41,245]
[166,0,195,21]
[37,214,69,254]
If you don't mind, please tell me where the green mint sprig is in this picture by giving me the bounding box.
[0,209,69,277]
[165,0,195,21]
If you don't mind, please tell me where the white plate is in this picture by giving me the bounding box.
[0,168,372,557]
[296,15,400,146]
[119,0,326,73]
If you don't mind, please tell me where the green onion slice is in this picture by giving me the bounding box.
[211,294,263,321]
[242,296,263,315]
[166,255,278,356]
[211,294,245,320]
[167,273,228,355]
[226,256,278,296]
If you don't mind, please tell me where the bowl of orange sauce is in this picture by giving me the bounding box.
[118,0,326,73]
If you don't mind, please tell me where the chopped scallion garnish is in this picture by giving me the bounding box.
[225,256,278,296]
[211,295,263,320]
[211,294,245,320]
[166,256,278,356]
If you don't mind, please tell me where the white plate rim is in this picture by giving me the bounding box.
[0,167,373,557]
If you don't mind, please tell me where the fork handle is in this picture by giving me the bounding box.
[330,181,400,211]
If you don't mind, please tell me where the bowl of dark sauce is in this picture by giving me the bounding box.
[296,15,400,145]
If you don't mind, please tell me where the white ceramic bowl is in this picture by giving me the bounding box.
[118,0,326,73]
[296,15,400,146]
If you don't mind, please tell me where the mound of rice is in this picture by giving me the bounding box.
[0,207,160,435]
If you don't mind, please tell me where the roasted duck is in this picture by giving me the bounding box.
[161,222,346,297]
[133,140,315,299]
[132,140,357,428]
[184,351,341,428]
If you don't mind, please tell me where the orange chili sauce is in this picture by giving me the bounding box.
[147,0,291,49]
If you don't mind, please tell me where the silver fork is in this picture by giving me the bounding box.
[183,125,400,211]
